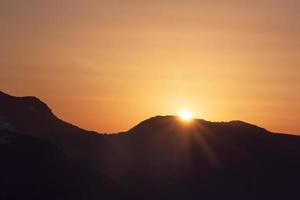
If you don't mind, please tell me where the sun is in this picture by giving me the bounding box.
[178,109,193,121]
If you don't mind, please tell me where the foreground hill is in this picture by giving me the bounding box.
[106,116,300,199]
[1,91,300,199]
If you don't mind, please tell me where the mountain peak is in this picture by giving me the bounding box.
[128,115,270,137]
[128,115,187,132]
[0,92,51,114]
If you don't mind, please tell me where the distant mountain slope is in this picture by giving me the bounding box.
[1,91,300,200]
[0,91,96,137]
[0,91,113,172]
[0,91,134,199]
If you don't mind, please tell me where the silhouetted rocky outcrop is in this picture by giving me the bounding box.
[1,91,300,199]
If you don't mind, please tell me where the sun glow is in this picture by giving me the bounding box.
[178,109,193,121]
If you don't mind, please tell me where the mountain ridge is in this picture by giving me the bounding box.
[0,91,98,136]
[1,91,300,199]
[0,91,274,136]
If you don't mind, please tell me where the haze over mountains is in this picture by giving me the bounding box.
[1,91,300,200]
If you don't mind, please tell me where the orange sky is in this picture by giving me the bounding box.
[1,0,300,134]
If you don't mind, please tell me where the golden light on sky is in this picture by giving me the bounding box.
[0,0,299,134]
[178,109,193,121]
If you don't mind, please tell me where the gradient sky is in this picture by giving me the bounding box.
[1,0,299,133]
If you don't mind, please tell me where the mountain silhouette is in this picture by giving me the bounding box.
[1,91,300,199]
[0,91,113,174]
[0,91,98,138]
